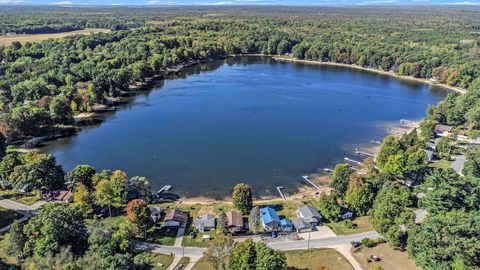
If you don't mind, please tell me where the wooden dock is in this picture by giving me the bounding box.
[276,186,287,201]
[301,175,321,191]
[344,157,363,166]
[157,185,172,194]
[355,148,375,157]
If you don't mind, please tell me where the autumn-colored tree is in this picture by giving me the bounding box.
[126,199,152,239]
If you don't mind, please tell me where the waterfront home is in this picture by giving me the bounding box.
[340,206,354,220]
[280,218,294,232]
[226,211,244,232]
[163,208,188,227]
[296,205,322,225]
[292,218,313,233]
[261,207,281,231]
[149,206,163,222]
[43,190,74,203]
[434,124,453,137]
[194,214,216,232]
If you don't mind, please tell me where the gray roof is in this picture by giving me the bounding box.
[194,214,215,230]
[297,205,322,220]
[424,149,434,161]
[435,124,453,132]
[451,155,466,176]
[292,218,312,230]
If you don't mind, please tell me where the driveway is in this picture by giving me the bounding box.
[298,225,336,240]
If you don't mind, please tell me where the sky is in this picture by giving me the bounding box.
[1,0,479,6]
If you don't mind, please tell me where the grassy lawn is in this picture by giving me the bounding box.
[191,256,213,270]
[0,28,110,46]
[156,203,203,218]
[256,200,303,220]
[144,252,174,270]
[172,256,190,269]
[0,190,41,206]
[430,159,453,170]
[285,249,354,270]
[148,226,177,246]
[182,231,214,248]
[86,215,128,229]
[0,207,22,228]
[327,216,374,235]
[0,233,16,265]
[353,243,420,270]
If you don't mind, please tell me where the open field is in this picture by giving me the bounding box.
[327,216,374,235]
[285,249,354,270]
[145,252,174,270]
[0,28,110,46]
[353,243,420,270]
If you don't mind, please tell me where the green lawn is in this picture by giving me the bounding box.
[285,249,354,270]
[0,190,41,206]
[182,231,214,247]
[327,216,374,235]
[147,226,177,246]
[144,252,174,270]
[172,256,190,269]
[0,233,16,265]
[0,207,22,228]
[86,215,128,229]
[430,159,453,170]
[191,256,213,270]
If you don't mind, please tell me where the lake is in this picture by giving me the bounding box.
[41,56,445,198]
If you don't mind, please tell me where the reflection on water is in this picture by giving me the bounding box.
[41,56,445,199]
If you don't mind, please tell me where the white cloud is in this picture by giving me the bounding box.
[446,1,480,4]
[50,0,73,4]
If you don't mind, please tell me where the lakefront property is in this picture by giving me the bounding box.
[0,4,479,270]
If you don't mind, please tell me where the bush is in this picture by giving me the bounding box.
[361,238,376,248]
[342,219,357,229]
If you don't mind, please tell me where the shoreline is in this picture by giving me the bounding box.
[272,56,467,94]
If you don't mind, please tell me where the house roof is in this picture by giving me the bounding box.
[297,205,322,220]
[435,124,452,132]
[292,218,312,230]
[164,208,188,223]
[261,207,281,224]
[194,214,215,229]
[226,211,243,227]
[280,218,293,227]
[55,190,73,202]
[149,206,163,215]
[424,149,434,161]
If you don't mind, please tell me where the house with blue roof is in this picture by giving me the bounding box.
[261,207,281,231]
[280,218,294,232]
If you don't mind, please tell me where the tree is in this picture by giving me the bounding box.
[204,233,235,270]
[217,211,229,234]
[317,194,342,222]
[23,203,87,258]
[405,149,428,175]
[49,96,74,125]
[0,132,6,160]
[248,206,263,234]
[255,242,287,270]
[9,153,64,190]
[464,148,480,177]
[376,136,403,169]
[228,238,256,270]
[369,186,414,249]
[0,152,21,180]
[126,176,152,203]
[436,137,451,160]
[344,175,375,216]
[419,119,437,140]
[331,164,352,198]
[7,220,27,262]
[383,153,406,178]
[66,164,96,191]
[95,170,127,216]
[232,183,253,215]
[126,199,152,239]
[73,183,94,213]
[407,210,480,270]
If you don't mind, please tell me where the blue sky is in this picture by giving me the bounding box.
[1,0,479,6]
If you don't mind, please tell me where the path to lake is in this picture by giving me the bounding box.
[41,56,445,198]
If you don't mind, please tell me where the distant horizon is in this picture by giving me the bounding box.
[0,0,479,7]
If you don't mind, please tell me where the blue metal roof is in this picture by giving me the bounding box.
[280,218,293,227]
[261,207,281,224]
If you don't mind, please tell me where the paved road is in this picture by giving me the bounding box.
[0,197,45,211]
[135,230,379,257]
[267,230,380,250]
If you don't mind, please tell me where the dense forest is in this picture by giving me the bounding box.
[0,6,479,142]
[0,5,479,270]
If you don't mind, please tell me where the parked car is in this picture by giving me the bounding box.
[350,241,361,248]
[369,255,381,262]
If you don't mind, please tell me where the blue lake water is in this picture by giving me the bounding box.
[41,56,445,198]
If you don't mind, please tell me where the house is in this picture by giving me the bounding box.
[43,190,74,203]
[291,218,313,233]
[149,206,163,222]
[226,211,244,232]
[340,206,354,220]
[451,155,466,176]
[163,208,188,227]
[434,124,453,137]
[424,149,434,162]
[261,207,281,231]
[296,205,322,225]
[194,214,216,232]
[280,218,294,232]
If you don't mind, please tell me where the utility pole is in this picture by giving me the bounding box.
[307,231,311,250]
